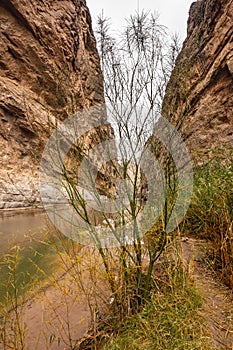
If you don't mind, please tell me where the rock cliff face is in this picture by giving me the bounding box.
[163,0,233,160]
[0,0,111,209]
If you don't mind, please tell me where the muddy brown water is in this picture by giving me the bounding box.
[0,209,50,254]
[0,208,107,350]
[0,202,112,254]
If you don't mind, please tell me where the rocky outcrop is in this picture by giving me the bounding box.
[162,0,233,160]
[0,0,112,209]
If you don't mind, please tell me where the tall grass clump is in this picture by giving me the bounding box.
[95,240,211,350]
[184,150,233,287]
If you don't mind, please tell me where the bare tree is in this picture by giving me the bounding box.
[40,11,193,323]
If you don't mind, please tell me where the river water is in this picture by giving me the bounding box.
[0,204,107,254]
[0,210,49,254]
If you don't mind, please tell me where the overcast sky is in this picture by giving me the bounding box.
[87,0,195,41]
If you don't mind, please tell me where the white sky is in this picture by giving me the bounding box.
[87,0,195,41]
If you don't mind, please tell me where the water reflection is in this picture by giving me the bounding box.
[0,210,49,254]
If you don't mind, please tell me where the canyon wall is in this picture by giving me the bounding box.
[0,0,112,209]
[162,0,233,160]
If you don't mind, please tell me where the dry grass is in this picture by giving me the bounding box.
[77,239,211,350]
[183,151,233,288]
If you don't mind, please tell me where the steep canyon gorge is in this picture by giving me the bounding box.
[0,0,114,209]
[0,0,232,209]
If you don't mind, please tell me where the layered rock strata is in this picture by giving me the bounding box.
[162,0,233,160]
[0,0,113,209]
